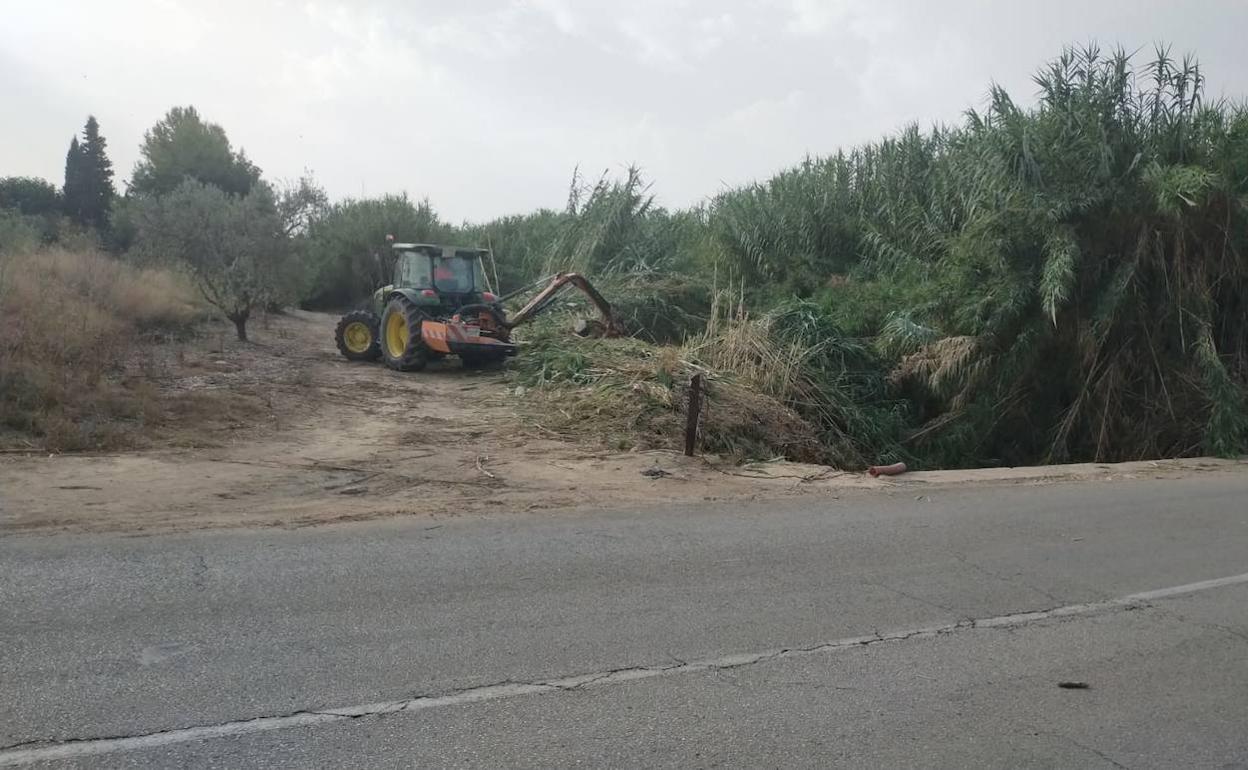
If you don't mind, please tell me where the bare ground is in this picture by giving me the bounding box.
[1,311,1244,535]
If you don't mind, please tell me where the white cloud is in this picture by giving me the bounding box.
[524,0,579,35]
[723,90,809,135]
[785,0,851,36]
[617,17,686,69]
[692,13,736,56]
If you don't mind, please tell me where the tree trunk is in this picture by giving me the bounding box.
[229,310,249,342]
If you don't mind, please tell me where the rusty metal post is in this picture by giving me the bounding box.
[685,373,703,457]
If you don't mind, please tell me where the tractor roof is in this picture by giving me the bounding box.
[392,242,489,256]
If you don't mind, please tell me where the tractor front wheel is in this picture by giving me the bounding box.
[334,310,381,361]
[379,296,429,372]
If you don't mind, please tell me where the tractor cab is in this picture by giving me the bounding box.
[391,243,495,311]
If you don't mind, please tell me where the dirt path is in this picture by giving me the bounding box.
[0,312,866,534]
[1,311,1243,535]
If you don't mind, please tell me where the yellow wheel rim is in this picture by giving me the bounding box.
[385,311,410,357]
[343,322,372,353]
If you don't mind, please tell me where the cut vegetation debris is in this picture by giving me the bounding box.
[508,291,903,468]
[510,320,823,463]
[600,275,712,344]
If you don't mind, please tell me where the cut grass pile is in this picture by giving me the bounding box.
[602,274,712,344]
[508,300,827,464]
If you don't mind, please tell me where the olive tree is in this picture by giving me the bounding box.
[135,179,286,341]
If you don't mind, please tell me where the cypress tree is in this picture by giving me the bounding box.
[63,135,84,223]
[79,116,115,229]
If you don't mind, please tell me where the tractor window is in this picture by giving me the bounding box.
[396,252,433,288]
[473,258,488,291]
[433,257,475,293]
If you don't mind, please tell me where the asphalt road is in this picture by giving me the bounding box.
[2,474,1247,768]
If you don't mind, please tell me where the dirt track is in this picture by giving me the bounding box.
[0,312,867,534]
[1,311,1243,535]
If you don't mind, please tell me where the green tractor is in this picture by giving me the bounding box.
[335,239,624,372]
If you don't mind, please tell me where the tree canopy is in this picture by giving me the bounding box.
[133,179,286,340]
[130,106,260,198]
[0,176,61,217]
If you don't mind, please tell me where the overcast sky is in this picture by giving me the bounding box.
[4,0,1248,222]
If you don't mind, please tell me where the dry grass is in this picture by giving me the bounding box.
[0,247,204,450]
[682,291,813,407]
[890,335,981,399]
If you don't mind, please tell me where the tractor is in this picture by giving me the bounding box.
[334,240,625,371]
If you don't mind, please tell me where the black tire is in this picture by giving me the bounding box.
[334,310,381,361]
[379,296,429,372]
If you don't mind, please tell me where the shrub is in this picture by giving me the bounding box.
[301,194,449,309]
[0,210,43,254]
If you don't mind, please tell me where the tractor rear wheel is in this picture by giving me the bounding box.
[334,310,381,361]
[379,296,429,372]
